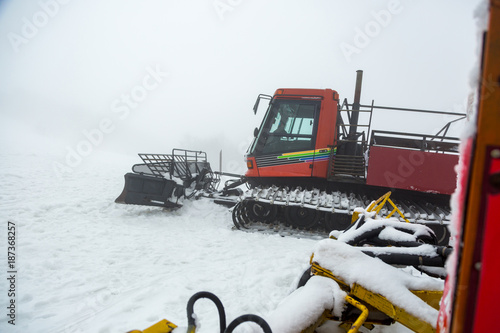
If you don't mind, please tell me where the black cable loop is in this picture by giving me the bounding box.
[225,314,272,333]
[186,291,226,333]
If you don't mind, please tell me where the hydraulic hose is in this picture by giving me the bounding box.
[186,291,226,333]
[225,314,272,333]
[361,246,452,267]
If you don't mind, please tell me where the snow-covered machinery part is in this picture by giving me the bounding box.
[115,149,245,209]
[128,193,450,333]
[330,191,451,279]
[127,291,272,333]
[270,198,450,333]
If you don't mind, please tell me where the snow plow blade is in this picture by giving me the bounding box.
[115,149,244,209]
[115,172,184,208]
[115,149,215,209]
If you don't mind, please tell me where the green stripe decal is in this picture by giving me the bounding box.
[277,149,331,160]
[278,152,314,159]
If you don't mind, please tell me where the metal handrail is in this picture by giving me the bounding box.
[360,104,466,117]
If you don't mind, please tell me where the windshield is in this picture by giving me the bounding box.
[250,99,320,155]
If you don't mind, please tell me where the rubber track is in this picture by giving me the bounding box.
[231,186,452,245]
[240,186,451,223]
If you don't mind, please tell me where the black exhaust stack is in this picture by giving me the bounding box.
[346,70,363,154]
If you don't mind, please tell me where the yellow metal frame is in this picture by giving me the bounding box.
[344,296,369,333]
[127,319,178,333]
[309,262,442,333]
[351,191,410,223]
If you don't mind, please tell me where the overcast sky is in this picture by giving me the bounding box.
[0,0,484,174]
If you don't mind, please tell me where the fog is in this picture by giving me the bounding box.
[0,0,483,175]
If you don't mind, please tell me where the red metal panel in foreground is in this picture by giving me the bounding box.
[366,146,459,195]
[445,1,500,331]
[471,147,500,332]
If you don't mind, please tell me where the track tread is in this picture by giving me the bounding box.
[233,186,451,245]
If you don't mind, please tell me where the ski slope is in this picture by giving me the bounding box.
[1,151,417,333]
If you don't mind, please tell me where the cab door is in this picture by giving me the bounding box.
[250,99,320,177]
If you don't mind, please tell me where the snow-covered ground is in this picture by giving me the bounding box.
[1,151,417,333]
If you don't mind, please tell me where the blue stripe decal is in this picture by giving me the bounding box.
[299,156,330,162]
